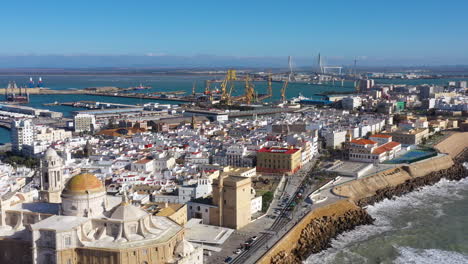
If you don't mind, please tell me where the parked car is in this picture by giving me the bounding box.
[224,256,233,263]
[234,249,242,254]
[251,236,258,241]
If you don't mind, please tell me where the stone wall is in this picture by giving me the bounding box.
[257,200,373,264]
[256,133,468,264]
[434,132,468,158]
[333,155,454,202]
[357,149,468,207]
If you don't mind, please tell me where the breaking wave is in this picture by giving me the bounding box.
[305,177,468,264]
[394,247,468,264]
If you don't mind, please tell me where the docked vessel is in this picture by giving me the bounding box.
[4,81,29,103]
[130,83,152,90]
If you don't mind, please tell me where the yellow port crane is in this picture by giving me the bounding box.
[281,80,289,102]
[221,69,236,104]
[204,80,213,101]
[244,74,256,104]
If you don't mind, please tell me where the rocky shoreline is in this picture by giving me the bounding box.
[357,148,468,207]
[266,148,468,264]
[269,207,374,264]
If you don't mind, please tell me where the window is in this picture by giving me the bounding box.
[205,209,208,213]
[64,235,71,246]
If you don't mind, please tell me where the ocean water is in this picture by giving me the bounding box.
[305,176,468,264]
[0,74,356,103]
[1,75,468,143]
[0,127,9,144]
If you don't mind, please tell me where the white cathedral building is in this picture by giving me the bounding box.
[0,148,203,264]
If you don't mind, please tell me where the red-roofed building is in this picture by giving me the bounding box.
[131,158,155,172]
[349,137,401,163]
[256,147,302,175]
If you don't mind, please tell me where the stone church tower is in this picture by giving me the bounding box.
[39,148,65,203]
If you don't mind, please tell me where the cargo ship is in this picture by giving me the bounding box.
[4,81,29,103]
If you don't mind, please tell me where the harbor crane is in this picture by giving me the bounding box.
[244,74,256,104]
[281,79,289,102]
[267,72,273,97]
[192,81,196,96]
[221,69,236,104]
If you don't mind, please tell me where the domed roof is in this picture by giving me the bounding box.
[64,173,104,194]
[110,202,148,221]
[174,239,195,257]
[45,147,59,158]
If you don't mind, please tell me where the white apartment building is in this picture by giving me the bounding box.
[342,97,362,110]
[131,158,155,173]
[185,152,210,165]
[11,119,34,153]
[154,156,176,171]
[226,145,248,167]
[324,130,347,149]
[74,113,96,132]
[35,126,72,142]
[349,138,401,163]
[179,178,212,203]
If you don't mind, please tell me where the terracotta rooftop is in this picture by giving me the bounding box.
[370,134,393,138]
[135,158,152,164]
[350,138,377,145]
[372,141,401,155]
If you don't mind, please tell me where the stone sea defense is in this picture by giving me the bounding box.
[263,144,468,264]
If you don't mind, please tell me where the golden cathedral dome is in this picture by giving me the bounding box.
[63,173,104,194]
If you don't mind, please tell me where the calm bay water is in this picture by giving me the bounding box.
[306,176,468,264]
[1,75,467,144]
[0,127,9,144]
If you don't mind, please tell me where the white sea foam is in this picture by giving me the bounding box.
[305,177,468,264]
[394,247,468,264]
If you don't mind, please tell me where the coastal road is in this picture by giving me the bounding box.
[229,160,316,264]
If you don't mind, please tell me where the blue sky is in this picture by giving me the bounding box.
[1,0,468,66]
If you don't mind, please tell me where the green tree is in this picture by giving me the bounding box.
[261,191,274,212]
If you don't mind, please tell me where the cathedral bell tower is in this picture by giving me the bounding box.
[39,148,65,203]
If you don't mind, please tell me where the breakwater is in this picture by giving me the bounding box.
[258,133,468,264]
[357,148,468,207]
[257,200,374,264]
[333,155,454,202]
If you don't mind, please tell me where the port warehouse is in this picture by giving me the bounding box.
[0,104,62,118]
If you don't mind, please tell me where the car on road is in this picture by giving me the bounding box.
[224,256,233,263]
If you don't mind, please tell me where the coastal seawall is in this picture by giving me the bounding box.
[355,149,468,207]
[434,132,468,158]
[333,155,454,203]
[257,200,373,264]
[257,132,468,264]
